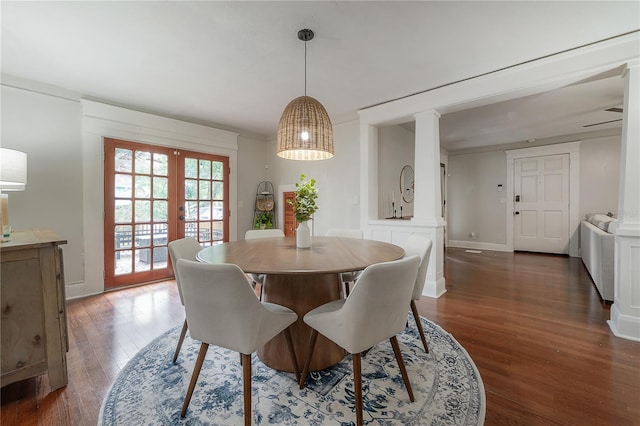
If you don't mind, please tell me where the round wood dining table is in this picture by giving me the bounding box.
[196,236,404,372]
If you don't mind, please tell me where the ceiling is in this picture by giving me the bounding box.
[2,2,638,151]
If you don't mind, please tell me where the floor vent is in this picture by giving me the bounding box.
[465,249,483,254]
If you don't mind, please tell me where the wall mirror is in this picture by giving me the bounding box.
[400,165,414,203]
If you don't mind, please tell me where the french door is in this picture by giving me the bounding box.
[104,138,229,288]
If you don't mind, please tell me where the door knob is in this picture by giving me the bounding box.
[179,215,185,220]
[514,211,520,215]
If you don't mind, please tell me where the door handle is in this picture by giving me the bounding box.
[514,211,520,215]
[179,215,185,220]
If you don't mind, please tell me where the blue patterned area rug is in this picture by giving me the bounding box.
[99,316,485,425]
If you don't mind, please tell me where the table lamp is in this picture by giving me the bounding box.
[0,148,28,241]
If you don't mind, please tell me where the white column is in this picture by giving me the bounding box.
[413,110,446,297]
[360,123,379,228]
[413,110,444,225]
[609,59,640,341]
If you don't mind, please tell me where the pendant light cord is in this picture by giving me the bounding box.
[304,39,307,96]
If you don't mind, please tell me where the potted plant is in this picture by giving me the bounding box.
[288,174,318,248]
[254,212,273,229]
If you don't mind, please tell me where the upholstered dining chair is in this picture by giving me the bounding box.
[244,229,285,299]
[245,229,285,239]
[402,234,433,353]
[167,237,203,363]
[175,259,300,425]
[298,255,420,426]
[326,228,364,296]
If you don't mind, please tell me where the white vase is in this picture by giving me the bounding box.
[296,221,311,248]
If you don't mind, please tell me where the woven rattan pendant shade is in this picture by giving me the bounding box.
[276,29,334,161]
[277,95,334,160]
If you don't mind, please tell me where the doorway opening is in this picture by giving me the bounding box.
[283,191,296,237]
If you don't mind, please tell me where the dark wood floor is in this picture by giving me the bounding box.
[2,248,639,425]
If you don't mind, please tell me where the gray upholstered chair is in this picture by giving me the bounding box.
[326,228,364,296]
[176,259,300,424]
[244,229,285,298]
[245,229,285,239]
[402,234,433,353]
[298,255,420,426]
[167,237,203,363]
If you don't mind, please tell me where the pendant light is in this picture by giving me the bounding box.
[277,29,334,160]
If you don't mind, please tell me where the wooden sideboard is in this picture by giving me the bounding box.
[1,229,68,390]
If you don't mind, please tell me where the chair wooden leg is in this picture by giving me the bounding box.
[173,319,189,363]
[258,275,267,301]
[410,300,429,353]
[299,329,319,389]
[242,353,252,426]
[283,327,301,383]
[389,336,414,402]
[361,346,373,358]
[181,342,209,418]
[353,352,363,426]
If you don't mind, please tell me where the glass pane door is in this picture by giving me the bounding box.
[104,140,229,289]
[178,152,229,245]
[104,139,177,288]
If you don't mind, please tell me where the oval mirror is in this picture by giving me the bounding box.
[400,165,414,203]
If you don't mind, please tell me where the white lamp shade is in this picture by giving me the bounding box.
[0,148,28,191]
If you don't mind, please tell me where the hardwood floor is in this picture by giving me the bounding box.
[2,248,639,425]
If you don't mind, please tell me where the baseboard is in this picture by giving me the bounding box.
[423,277,447,299]
[608,304,640,342]
[448,240,511,252]
[65,281,102,300]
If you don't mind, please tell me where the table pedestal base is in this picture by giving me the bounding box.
[258,273,347,372]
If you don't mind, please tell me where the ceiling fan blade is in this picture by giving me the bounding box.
[583,118,623,128]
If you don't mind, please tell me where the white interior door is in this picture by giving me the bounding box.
[513,154,569,254]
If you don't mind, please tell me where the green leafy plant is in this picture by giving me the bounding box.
[288,174,318,222]
[254,212,273,229]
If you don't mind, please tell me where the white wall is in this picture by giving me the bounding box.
[447,150,507,246]
[1,86,85,287]
[266,119,361,237]
[378,125,415,219]
[237,135,269,238]
[579,135,621,218]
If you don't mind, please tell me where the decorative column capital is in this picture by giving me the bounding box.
[414,109,441,120]
[622,58,640,76]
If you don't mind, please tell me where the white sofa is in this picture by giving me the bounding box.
[580,214,617,302]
